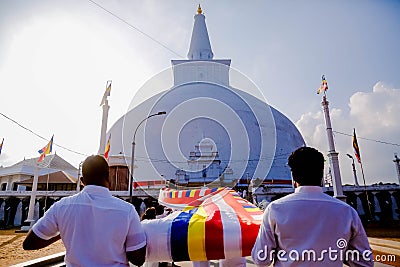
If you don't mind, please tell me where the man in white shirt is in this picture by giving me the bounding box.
[251,147,373,266]
[23,155,146,267]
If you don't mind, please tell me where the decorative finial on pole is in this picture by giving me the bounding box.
[99,80,111,155]
[319,76,346,201]
[197,4,202,14]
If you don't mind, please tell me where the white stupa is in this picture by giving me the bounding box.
[104,6,305,187]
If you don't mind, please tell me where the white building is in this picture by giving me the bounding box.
[105,6,305,187]
[0,154,77,192]
[175,139,234,186]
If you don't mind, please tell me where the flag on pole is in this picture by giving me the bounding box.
[317,75,329,94]
[100,80,112,106]
[0,138,4,155]
[38,135,54,162]
[352,128,361,163]
[104,135,111,160]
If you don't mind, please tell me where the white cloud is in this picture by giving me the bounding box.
[350,82,400,131]
[296,82,400,185]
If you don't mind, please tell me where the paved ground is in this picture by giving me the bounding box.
[0,229,65,266]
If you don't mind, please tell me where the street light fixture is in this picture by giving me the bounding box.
[76,161,83,192]
[346,154,359,187]
[129,111,166,203]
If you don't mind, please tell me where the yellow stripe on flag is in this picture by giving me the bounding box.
[187,206,207,260]
[189,189,196,197]
[183,206,195,211]
[244,207,261,212]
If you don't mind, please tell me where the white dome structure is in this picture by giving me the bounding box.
[104,6,305,187]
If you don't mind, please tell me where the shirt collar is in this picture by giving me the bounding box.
[295,186,323,194]
[82,185,112,197]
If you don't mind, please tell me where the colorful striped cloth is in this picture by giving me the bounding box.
[158,187,225,209]
[143,188,263,262]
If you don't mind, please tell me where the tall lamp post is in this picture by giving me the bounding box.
[346,154,359,187]
[129,111,166,203]
[76,161,83,192]
[394,154,400,185]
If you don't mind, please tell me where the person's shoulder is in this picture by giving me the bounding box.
[321,193,351,206]
[269,192,297,205]
[265,193,296,212]
[53,192,81,206]
[110,196,134,210]
[269,191,351,207]
[319,193,359,214]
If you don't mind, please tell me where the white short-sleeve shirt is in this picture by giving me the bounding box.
[32,185,146,267]
[251,186,373,267]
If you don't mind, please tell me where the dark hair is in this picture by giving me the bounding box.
[82,155,109,185]
[155,205,165,216]
[288,147,324,186]
[141,207,156,220]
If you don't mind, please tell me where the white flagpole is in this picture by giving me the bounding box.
[21,163,39,231]
[360,161,373,220]
[321,94,346,201]
[99,81,111,155]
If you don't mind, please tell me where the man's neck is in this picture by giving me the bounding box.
[84,184,109,189]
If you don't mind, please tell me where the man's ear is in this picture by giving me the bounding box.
[80,176,86,186]
[104,174,110,188]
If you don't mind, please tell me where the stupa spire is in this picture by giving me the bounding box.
[187,5,214,60]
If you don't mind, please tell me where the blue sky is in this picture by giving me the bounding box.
[0,1,399,185]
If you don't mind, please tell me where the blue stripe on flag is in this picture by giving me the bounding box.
[171,208,197,261]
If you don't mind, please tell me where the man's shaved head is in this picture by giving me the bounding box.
[82,155,109,187]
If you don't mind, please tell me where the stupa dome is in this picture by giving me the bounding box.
[104,6,305,186]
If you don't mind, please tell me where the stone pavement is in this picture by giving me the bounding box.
[369,237,400,258]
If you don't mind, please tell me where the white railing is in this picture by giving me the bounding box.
[0,189,161,198]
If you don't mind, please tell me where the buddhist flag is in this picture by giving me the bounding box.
[352,128,361,164]
[100,80,112,106]
[0,138,4,155]
[104,135,111,160]
[144,188,263,262]
[38,135,53,162]
[317,75,329,94]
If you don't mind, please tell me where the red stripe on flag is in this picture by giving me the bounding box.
[203,198,225,260]
[222,191,263,256]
